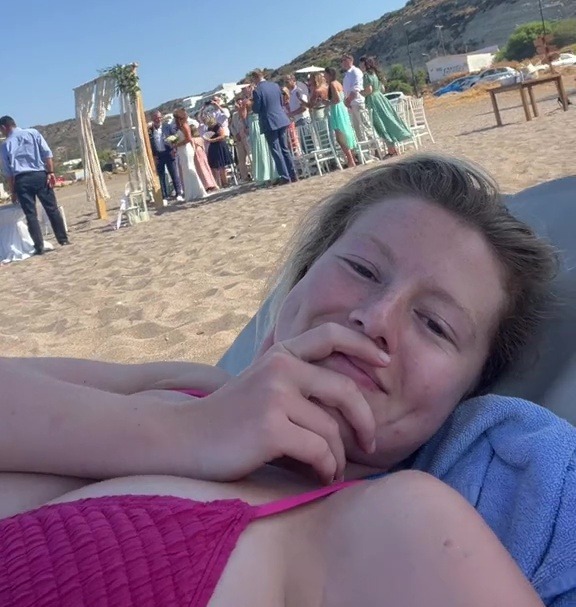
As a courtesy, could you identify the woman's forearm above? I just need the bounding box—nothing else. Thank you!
[0,357,189,478]
[11,356,209,394]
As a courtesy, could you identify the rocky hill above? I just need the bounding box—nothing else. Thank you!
[36,0,575,159]
[35,96,187,163]
[276,0,575,75]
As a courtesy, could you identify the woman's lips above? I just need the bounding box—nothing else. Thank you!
[325,353,387,393]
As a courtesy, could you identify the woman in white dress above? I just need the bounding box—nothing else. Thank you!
[172,108,207,201]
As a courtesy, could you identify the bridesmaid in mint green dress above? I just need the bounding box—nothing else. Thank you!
[241,89,277,185]
[247,112,277,184]
[247,113,278,184]
[324,67,357,168]
[359,56,412,154]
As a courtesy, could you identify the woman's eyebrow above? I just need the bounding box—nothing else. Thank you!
[428,288,478,340]
[355,234,397,266]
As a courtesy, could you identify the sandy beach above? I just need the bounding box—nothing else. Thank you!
[2,78,575,366]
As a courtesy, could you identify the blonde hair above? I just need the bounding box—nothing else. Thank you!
[311,73,326,89]
[173,108,188,124]
[267,153,558,395]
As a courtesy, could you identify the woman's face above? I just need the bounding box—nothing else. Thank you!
[324,71,333,84]
[271,197,506,469]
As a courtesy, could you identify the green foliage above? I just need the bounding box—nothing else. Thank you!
[384,64,422,95]
[387,64,409,82]
[386,80,414,95]
[415,69,427,87]
[551,19,576,48]
[97,149,116,169]
[498,21,552,61]
[100,64,140,100]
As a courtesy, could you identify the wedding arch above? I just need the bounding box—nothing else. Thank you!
[73,63,161,221]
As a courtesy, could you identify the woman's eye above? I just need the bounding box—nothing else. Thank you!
[416,311,449,340]
[426,318,446,338]
[346,259,377,281]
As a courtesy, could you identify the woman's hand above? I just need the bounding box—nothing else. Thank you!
[146,363,230,395]
[180,324,389,484]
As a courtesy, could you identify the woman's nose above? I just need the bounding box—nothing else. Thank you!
[348,295,401,355]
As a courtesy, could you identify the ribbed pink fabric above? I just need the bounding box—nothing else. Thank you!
[0,482,358,606]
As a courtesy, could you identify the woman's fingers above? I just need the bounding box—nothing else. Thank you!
[278,424,339,485]
[286,396,347,480]
[279,323,390,368]
[283,357,376,455]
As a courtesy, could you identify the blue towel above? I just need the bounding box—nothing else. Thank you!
[412,395,576,606]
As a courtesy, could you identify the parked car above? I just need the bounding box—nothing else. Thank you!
[473,67,520,86]
[383,91,407,107]
[434,75,480,97]
[552,52,576,67]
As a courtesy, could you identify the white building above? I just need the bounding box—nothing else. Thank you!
[426,52,495,83]
[182,82,250,114]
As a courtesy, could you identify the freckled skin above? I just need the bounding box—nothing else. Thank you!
[273,197,506,470]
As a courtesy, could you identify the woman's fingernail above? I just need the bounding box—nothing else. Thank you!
[378,350,390,364]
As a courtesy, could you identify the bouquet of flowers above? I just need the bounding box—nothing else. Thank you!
[165,134,179,145]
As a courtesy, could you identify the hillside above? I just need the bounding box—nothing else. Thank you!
[36,0,576,159]
[277,0,575,74]
[35,96,187,162]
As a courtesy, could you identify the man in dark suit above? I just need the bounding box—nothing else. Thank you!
[250,69,297,185]
[148,111,183,201]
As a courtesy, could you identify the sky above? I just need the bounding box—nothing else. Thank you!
[1,0,406,127]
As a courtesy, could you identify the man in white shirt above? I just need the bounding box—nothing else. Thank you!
[341,54,372,142]
[211,97,230,130]
[285,74,310,126]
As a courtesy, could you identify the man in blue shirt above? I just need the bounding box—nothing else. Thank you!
[0,116,69,255]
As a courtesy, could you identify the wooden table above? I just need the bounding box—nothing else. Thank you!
[488,73,569,127]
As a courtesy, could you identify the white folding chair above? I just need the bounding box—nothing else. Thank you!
[225,140,239,186]
[355,108,386,164]
[298,119,342,176]
[288,124,311,179]
[407,97,435,148]
[394,98,420,153]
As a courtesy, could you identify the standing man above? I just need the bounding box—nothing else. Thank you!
[0,116,69,255]
[342,54,372,143]
[285,74,310,127]
[148,111,183,202]
[249,69,297,185]
[210,97,230,129]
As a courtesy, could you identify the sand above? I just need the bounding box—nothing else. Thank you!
[2,77,575,365]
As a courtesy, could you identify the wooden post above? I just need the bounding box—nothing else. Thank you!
[489,90,503,127]
[95,188,108,219]
[557,74,569,112]
[519,87,532,122]
[527,85,539,118]
[133,79,163,209]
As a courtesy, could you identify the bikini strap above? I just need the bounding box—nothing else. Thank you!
[253,479,362,519]
[173,389,208,398]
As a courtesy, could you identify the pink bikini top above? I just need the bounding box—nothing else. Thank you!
[0,387,366,607]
